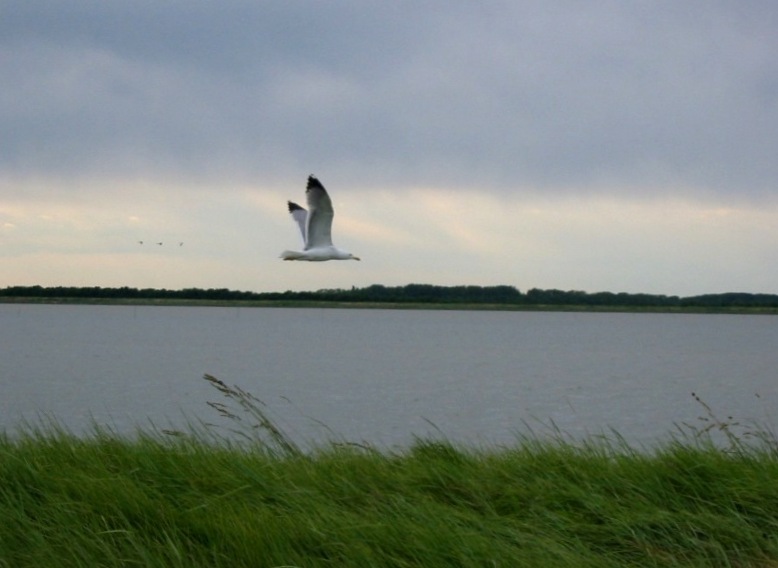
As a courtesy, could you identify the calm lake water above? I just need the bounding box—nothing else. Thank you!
[1,303,776,448]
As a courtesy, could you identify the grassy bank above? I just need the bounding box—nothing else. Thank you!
[3,379,778,567]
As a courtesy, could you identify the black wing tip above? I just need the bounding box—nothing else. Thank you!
[288,201,304,212]
[306,174,325,191]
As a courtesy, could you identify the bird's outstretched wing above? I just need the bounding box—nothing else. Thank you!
[288,201,308,246]
[304,175,334,249]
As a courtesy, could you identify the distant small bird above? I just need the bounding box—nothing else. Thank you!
[156,242,163,245]
[138,241,144,245]
[280,175,361,261]
[179,242,184,246]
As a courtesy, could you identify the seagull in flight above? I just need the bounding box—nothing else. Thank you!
[280,175,361,261]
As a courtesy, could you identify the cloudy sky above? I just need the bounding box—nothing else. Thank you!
[2,2,777,296]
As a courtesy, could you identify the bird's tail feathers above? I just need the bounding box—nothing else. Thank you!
[280,250,304,261]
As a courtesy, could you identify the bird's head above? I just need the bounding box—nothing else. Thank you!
[332,247,360,261]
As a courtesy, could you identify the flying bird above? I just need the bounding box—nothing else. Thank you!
[280,175,361,261]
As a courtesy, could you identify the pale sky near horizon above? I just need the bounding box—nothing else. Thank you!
[2,2,777,296]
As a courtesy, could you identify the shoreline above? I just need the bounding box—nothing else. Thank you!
[2,296,777,314]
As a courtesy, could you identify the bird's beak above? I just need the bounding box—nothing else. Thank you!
[353,256,361,261]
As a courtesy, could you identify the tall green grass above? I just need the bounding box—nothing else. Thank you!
[2,376,778,567]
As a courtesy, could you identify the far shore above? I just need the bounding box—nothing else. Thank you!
[2,296,777,315]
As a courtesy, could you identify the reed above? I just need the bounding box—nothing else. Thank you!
[2,377,778,567]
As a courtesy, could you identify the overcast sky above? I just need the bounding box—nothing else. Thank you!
[2,2,777,296]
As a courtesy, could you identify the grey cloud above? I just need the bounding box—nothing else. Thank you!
[2,2,778,198]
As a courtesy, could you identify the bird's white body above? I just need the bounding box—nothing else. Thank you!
[280,246,356,261]
[281,176,360,262]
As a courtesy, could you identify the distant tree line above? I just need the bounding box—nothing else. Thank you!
[2,284,778,308]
